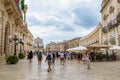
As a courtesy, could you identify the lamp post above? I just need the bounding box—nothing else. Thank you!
[19,36,23,53]
[14,33,19,55]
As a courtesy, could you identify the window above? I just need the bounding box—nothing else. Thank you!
[112,31,115,38]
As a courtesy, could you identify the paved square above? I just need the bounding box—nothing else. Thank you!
[0,56,120,80]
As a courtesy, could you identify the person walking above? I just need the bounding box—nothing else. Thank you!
[45,51,52,72]
[52,52,56,65]
[78,53,80,63]
[85,54,90,70]
[37,51,42,65]
[59,52,65,65]
[28,51,33,63]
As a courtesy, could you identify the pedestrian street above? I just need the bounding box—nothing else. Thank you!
[0,55,120,80]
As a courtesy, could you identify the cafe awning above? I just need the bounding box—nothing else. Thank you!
[87,44,111,48]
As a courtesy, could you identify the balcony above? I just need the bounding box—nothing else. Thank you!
[102,26,109,33]
[104,39,109,45]
[3,0,23,20]
[110,37,115,45]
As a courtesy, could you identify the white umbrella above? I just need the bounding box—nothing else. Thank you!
[109,46,120,50]
[73,46,87,51]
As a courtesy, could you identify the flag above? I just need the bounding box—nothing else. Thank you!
[16,0,20,3]
[21,0,24,10]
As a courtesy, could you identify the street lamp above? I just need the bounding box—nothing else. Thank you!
[19,36,23,53]
[13,33,19,55]
[9,33,19,55]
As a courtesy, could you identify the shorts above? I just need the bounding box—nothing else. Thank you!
[38,58,42,61]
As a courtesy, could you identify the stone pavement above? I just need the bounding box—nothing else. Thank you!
[0,55,120,80]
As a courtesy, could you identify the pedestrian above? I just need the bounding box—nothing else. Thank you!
[59,52,65,65]
[85,54,90,70]
[52,52,56,65]
[37,51,42,65]
[82,53,85,64]
[28,51,33,63]
[45,51,52,72]
[78,53,80,63]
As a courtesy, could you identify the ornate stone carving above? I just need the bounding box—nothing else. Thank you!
[103,14,108,20]
[102,25,109,33]
[109,6,114,14]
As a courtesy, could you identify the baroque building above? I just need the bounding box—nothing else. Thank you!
[46,42,56,52]
[66,37,81,49]
[79,24,102,47]
[0,0,33,62]
[33,37,44,52]
[101,0,120,46]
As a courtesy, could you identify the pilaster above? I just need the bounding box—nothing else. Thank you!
[115,27,119,45]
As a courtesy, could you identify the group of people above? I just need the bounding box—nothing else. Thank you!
[27,51,91,72]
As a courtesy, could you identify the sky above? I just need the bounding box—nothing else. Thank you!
[25,0,102,46]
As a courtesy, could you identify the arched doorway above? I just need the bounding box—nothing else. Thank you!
[4,22,10,58]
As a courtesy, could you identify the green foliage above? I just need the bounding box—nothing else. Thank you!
[18,53,25,59]
[6,55,19,64]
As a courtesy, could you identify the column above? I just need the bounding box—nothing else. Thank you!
[115,27,119,45]
[1,12,5,55]
[0,10,2,55]
[99,27,102,44]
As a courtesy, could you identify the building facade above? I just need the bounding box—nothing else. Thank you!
[0,0,33,62]
[66,37,81,49]
[79,24,102,47]
[34,37,44,52]
[46,42,56,52]
[101,0,120,46]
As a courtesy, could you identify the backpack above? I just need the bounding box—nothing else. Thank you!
[38,53,42,58]
[46,54,52,60]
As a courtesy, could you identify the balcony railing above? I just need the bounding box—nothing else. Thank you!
[110,37,115,45]
[104,39,109,45]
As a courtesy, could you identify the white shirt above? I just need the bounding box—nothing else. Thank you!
[59,53,64,58]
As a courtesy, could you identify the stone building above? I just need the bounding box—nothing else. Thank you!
[79,24,102,47]
[33,37,44,52]
[101,0,120,46]
[46,42,56,52]
[66,37,81,49]
[0,0,33,62]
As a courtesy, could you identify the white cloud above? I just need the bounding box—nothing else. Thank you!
[26,0,102,45]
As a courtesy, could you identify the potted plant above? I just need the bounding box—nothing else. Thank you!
[18,52,25,59]
[6,55,19,64]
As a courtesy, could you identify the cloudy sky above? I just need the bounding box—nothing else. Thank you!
[25,0,102,46]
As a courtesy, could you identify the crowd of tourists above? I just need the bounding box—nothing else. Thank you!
[26,51,91,72]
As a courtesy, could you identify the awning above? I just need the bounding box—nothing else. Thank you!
[109,46,120,50]
[87,44,111,48]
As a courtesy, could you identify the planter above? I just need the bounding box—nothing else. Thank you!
[6,55,19,64]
